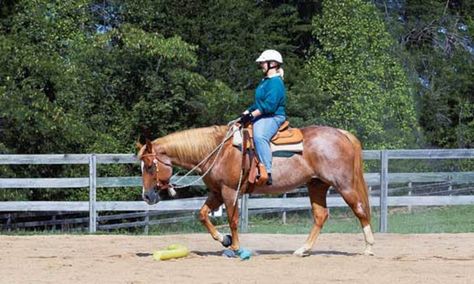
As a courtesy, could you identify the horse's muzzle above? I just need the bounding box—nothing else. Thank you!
[143,188,161,205]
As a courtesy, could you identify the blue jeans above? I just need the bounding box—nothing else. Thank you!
[252,115,286,173]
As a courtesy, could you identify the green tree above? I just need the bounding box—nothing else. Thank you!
[119,0,304,92]
[0,0,238,201]
[396,0,474,148]
[289,0,420,149]
[0,0,98,154]
[370,0,474,148]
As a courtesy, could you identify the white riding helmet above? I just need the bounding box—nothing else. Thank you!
[255,49,283,64]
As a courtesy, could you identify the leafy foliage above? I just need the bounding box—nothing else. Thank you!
[289,0,419,149]
[0,0,472,202]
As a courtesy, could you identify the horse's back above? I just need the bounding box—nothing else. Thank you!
[300,125,360,150]
[299,125,361,178]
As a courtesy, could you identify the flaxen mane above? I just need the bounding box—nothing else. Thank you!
[153,125,228,162]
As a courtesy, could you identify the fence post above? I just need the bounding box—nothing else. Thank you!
[6,213,12,232]
[408,182,412,213]
[448,175,453,196]
[144,211,150,235]
[51,215,56,232]
[379,150,388,233]
[240,194,249,233]
[282,193,287,224]
[89,154,97,233]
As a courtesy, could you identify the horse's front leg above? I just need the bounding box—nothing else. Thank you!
[198,192,229,246]
[222,185,240,251]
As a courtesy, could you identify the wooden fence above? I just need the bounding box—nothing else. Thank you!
[0,149,473,233]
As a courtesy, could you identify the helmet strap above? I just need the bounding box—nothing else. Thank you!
[265,61,280,76]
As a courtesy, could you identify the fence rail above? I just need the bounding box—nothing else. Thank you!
[1,149,473,233]
[1,172,473,189]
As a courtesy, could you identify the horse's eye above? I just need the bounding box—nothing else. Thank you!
[146,164,155,173]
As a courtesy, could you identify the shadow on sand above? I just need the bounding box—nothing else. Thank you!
[190,250,358,257]
[136,252,153,257]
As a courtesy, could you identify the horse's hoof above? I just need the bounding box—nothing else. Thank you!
[364,249,375,256]
[363,244,375,256]
[222,249,237,258]
[222,234,232,247]
[293,247,310,257]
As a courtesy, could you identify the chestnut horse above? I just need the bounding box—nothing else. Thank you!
[137,124,375,256]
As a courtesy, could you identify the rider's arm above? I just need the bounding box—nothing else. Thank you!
[247,109,261,118]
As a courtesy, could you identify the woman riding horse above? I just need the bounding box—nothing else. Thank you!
[137,50,375,258]
[240,49,286,185]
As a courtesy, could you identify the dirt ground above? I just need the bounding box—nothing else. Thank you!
[0,233,473,284]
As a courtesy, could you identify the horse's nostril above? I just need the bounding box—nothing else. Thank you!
[143,190,158,204]
[143,191,152,202]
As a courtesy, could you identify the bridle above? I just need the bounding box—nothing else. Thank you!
[140,152,174,191]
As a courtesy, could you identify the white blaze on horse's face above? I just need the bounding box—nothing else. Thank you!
[140,158,161,205]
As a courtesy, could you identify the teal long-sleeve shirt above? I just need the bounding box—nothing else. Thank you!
[247,75,286,116]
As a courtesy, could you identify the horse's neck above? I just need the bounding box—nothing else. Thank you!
[167,147,225,175]
[169,156,201,172]
[160,126,229,172]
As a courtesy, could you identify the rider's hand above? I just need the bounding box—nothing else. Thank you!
[240,112,254,125]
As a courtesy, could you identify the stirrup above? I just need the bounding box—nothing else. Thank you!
[266,173,272,185]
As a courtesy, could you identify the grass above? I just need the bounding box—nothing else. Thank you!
[383,205,474,233]
[247,205,474,234]
[2,205,473,235]
[146,205,474,235]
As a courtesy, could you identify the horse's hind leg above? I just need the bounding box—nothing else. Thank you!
[337,186,375,255]
[198,191,228,246]
[294,179,330,257]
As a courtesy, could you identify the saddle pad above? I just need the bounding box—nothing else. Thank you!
[270,142,303,152]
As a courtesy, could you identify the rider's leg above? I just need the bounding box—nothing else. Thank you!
[253,115,285,178]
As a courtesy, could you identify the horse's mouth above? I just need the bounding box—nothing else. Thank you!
[143,197,159,205]
[143,188,161,205]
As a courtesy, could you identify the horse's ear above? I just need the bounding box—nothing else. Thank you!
[135,142,143,152]
[145,139,153,153]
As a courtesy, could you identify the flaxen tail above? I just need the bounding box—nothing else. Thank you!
[338,130,371,220]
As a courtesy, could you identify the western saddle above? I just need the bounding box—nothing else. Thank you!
[239,121,303,189]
